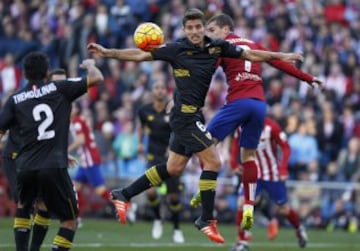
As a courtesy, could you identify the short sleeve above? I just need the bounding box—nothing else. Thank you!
[151,43,179,62]
[56,77,88,102]
[0,97,15,133]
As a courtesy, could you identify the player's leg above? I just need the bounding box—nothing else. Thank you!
[73,167,87,220]
[2,157,18,216]
[233,189,252,250]
[2,157,18,204]
[145,159,164,239]
[30,200,51,251]
[255,192,278,240]
[111,133,189,224]
[86,164,112,201]
[266,180,307,248]
[239,98,266,230]
[194,145,224,243]
[39,168,78,251]
[165,177,184,243]
[14,170,38,251]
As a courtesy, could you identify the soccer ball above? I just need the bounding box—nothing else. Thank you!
[133,22,164,51]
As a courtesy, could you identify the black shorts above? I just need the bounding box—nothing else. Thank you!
[169,115,213,157]
[17,168,78,221]
[2,157,18,202]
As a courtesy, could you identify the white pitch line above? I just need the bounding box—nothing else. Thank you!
[0,242,359,248]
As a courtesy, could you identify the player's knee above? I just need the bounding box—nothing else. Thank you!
[202,157,221,172]
[167,164,184,176]
[277,204,290,215]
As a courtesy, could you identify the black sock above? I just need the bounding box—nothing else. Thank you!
[30,210,51,251]
[148,197,161,219]
[169,199,181,229]
[122,164,170,200]
[199,171,218,222]
[52,227,75,251]
[14,208,32,251]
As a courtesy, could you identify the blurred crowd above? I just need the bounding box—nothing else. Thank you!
[0,0,360,230]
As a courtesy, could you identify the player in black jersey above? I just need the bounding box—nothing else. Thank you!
[138,80,184,243]
[88,8,303,243]
[1,68,68,251]
[0,52,103,251]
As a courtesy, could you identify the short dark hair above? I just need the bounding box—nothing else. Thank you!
[182,8,206,27]
[48,68,66,80]
[23,52,49,81]
[207,13,234,32]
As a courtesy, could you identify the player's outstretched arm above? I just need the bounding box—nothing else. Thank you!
[87,43,153,62]
[79,59,104,87]
[241,49,303,64]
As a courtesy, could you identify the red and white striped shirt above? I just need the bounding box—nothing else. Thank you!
[230,118,291,181]
[70,115,101,168]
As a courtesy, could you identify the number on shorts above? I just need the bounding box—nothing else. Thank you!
[32,104,55,140]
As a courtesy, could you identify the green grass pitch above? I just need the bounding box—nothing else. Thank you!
[0,218,359,251]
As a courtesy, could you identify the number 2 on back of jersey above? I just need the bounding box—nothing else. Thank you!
[238,45,252,72]
[33,104,55,141]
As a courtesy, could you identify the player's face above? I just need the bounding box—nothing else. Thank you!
[183,19,205,46]
[50,74,66,81]
[152,82,167,101]
[206,21,227,39]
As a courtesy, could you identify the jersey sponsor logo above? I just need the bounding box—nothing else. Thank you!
[147,115,154,121]
[13,83,57,104]
[208,46,221,55]
[174,69,190,77]
[235,72,262,82]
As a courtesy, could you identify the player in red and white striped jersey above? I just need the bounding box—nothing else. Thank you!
[69,102,111,222]
[230,117,308,250]
[255,118,291,182]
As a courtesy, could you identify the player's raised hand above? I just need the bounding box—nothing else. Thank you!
[87,43,107,57]
[79,59,96,69]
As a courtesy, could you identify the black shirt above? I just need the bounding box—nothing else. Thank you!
[0,78,88,171]
[151,36,243,111]
[138,103,170,157]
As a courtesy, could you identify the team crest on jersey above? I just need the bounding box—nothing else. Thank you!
[147,115,154,121]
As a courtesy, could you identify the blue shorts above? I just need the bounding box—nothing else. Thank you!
[256,180,288,205]
[73,164,105,187]
[207,98,266,148]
